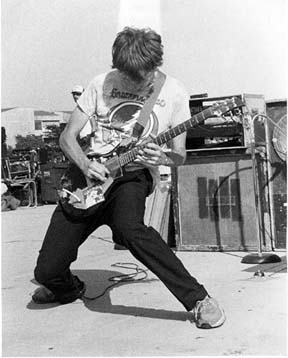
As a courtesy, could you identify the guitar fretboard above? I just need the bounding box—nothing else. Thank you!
[117,107,214,167]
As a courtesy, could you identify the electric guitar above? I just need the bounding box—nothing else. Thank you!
[59,97,244,218]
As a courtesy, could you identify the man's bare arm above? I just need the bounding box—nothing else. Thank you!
[60,107,109,182]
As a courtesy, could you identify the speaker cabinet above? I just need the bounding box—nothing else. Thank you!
[172,150,272,251]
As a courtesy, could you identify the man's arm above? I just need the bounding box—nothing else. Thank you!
[60,107,109,182]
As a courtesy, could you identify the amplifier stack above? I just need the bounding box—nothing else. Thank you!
[169,93,286,251]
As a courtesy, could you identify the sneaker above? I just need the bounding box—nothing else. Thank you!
[32,286,58,304]
[192,296,225,329]
[32,280,86,304]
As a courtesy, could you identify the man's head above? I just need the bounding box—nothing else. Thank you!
[112,27,163,83]
[71,85,84,103]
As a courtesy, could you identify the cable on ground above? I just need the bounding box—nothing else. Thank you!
[83,262,149,300]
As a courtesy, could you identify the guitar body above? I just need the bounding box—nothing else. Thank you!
[59,155,123,220]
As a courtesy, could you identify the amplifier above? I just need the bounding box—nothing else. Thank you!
[40,162,69,203]
[172,150,272,251]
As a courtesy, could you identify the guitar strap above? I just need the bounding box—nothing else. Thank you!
[131,70,166,140]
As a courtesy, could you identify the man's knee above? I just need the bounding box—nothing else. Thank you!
[113,221,135,238]
[34,263,56,285]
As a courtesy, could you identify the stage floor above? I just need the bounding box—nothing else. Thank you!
[2,205,287,357]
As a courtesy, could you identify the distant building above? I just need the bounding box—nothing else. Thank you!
[1,108,71,147]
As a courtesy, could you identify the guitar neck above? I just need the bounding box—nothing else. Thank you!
[103,97,243,170]
[118,106,215,167]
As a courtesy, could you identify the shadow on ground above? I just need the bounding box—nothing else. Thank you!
[241,255,287,274]
[26,269,189,322]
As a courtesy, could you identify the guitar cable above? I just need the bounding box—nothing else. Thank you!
[61,188,81,202]
[83,262,149,301]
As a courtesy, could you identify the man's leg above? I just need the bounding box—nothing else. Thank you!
[106,170,208,311]
[33,204,102,303]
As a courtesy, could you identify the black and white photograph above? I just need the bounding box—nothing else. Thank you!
[1,0,287,356]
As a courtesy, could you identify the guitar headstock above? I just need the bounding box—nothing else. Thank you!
[210,97,244,117]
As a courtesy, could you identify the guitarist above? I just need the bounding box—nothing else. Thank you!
[33,27,225,329]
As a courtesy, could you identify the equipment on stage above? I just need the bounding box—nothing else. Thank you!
[172,94,286,252]
[40,162,69,203]
[144,179,173,244]
[241,114,281,264]
[271,114,287,162]
[265,99,287,249]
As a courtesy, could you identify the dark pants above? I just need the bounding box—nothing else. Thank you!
[34,169,208,310]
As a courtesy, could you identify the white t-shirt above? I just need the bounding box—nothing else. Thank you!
[77,69,191,187]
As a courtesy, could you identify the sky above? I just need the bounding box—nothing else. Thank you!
[1,0,287,112]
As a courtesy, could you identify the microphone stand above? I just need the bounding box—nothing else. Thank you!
[241,114,281,272]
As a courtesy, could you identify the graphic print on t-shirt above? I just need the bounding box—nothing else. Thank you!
[90,101,159,157]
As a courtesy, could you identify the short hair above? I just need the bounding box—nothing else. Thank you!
[112,27,163,81]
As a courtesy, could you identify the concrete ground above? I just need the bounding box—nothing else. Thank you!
[1,205,287,357]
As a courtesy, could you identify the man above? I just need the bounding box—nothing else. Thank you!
[71,85,84,103]
[33,27,225,329]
